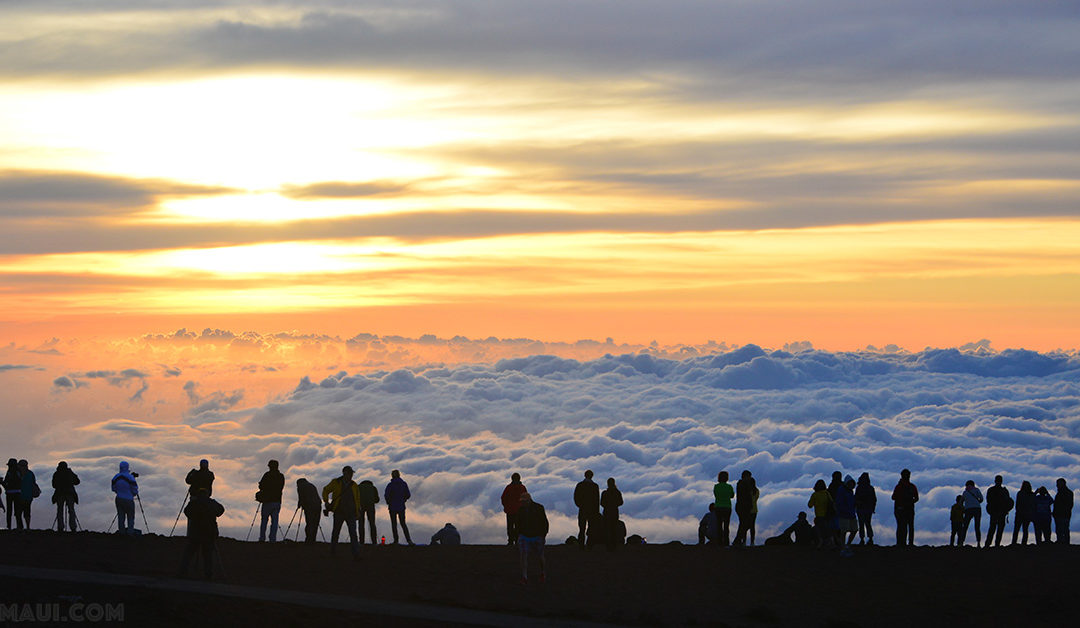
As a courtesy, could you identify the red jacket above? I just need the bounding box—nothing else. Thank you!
[501,481,528,514]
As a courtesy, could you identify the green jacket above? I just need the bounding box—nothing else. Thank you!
[714,482,734,508]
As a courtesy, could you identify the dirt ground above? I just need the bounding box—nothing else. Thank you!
[0,530,1074,627]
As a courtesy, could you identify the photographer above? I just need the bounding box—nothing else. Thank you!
[110,461,139,535]
[185,459,215,497]
[51,461,80,532]
[257,460,284,542]
[322,466,362,560]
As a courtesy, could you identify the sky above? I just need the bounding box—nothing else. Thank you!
[1,2,1079,544]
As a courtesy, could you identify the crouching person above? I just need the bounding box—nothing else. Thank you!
[179,488,225,580]
[517,493,548,585]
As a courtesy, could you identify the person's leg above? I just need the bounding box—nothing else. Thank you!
[749,513,757,546]
[304,508,319,544]
[331,512,344,553]
[519,539,528,582]
[578,510,588,548]
[201,540,214,579]
[506,512,515,545]
[66,499,77,531]
[400,510,413,544]
[367,507,377,544]
[718,508,731,546]
[895,510,904,546]
[908,511,915,546]
[259,504,269,541]
[122,499,135,533]
[973,509,981,546]
[5,494,12,529]
[179,541,197,576]
[268,502,280,542]
[1012,516,1020,545]
[390,510,400,544]
[23,499,31,528]
[994,514,1005,546]
[537,542,546,581]
[1022,519,1029,545]
[13,498,24,529]
[56,499,65,532]
[346,516,359,558]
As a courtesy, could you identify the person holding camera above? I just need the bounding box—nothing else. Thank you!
[257,459,285,542]
[186,459,214,497]
[322,466,362,560]
[51,461,80,532]
[296,478,322,544]
[111,461,139,535]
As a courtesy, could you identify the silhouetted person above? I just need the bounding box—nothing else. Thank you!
[431,523,461,545]
[891,469,918,547]
[3,458,19,529]
[1012,481,1034,545]
[698,503,719,545]
[985,475,1012,548]
[1053,478,1072,544]
[959,479,983,546]
[1033,486,1054,544]
[179,488,225,580]
[185,459,214,497]
[854,472,876,545]
[111,461,138,535]
[573,470,600,550]
[601,477,623,551]
[949,496,965,546]
[322,465,361,560]
[764,512,815,546]
[517,492,548,585]
[357,479,379,544]
[501,473,528,546]
[713,471,734,546]
[295,478,321,544]
[828,471,844,500]
[51,461,80,532]
[16,460,37,528]
[384,469,414,545]
[808,479,834,548]
[734,470,760,546]
[257,459,284,542]
[836,476,858,545]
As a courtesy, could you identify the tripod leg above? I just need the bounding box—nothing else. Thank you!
[107,513,117,533]
[136,495,151,534]
[246,503,261,542]
[283,506,300,537]
[169,493,190,536]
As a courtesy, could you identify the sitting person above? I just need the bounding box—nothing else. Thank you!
[764,512,815,546]
[431,522,461,545]
[698,503,719,545]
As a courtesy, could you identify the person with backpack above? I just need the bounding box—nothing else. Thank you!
[854,472,877,545]
[357,479,380,544]
[322,465,362,560]
[1032,486,1054,544]
[500,473,528,546]
[1011,481,1035,545]
[984,475,1012,548]
[185,459,215,497]
[891,469,919,547]
[516,492,549,585]
[1053,478,1073,545]
[111,461,139,535]
[51,461,80,532]
[733,470,760,546]
[807,479,834,548]
[17,460,39,529]
[295,478,322,544]
[959,479,983,546]
[257,459,285,542]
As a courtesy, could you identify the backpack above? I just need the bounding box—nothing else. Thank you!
[32,483,41,499]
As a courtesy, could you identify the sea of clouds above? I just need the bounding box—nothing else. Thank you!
[4,334,1079,545]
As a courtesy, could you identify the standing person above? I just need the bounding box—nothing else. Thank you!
[500,473,528,546]
[111,461,138,535]
[51,461,80,532]
[984,475,1012,548]
[17,460,38,529]
[1053,478,1073,545]
[733,470,759,546]
[573,470,600,549]
[600,477,623,551]
[891,469,919,547]
[949,496,965,547]
[322,466,361,560]
[384,470,414,546]
[295,478,322,544]
[178,488,225,580]
[836,476,858,545]
[959,480,983,547]
[3,458,19,529]
[1011,481,1034,545]
[185,459,215,497]
[713,471,734,547]
[357,479,380,544]
[854,472,876,545]
[1032,486,1054,544]
[517,493,548,585]
[808,479,834,548]
[257,459,284,542]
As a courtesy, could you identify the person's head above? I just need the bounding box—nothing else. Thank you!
[6,458,15,468]
[965,480,975,488]
[444,522,454,529]
[391,469,401,479]
[1021,480,1032,492]
[511,472,521,483]
[296,479,305,488]
[1036,486,1049,496]
[814,479,827,491]
[18,459,27,469]
[718,471,728,482]
[741,470,752,479]
[900,469,911,480]
[797,511,807,521]
[832,471,842,481]
[57,461,68,470]
[708,503,716,512]
[845,475,855,489]
[119,461,129,473]
[607,477,616,488]
[199,459,209,470]
[584,469,593,479]
[994,475,1004,486]
[955,495,963,504]
[342,465,354,480]
[519,492,532,506]
[858,472,870,484]
[268,460,279,470]
[1058,478,1068,490]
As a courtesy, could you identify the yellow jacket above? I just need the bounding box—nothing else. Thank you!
[322,477,362,517]
[808,489,833,518]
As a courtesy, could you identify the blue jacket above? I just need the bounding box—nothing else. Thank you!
[384,477,411,512]
[835,484,856,519]
[19,469,37,501]
[111,462,139,501]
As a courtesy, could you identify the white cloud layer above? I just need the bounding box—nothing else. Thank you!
[11,338,1079,546]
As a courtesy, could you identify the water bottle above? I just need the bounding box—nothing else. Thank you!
[380,536,386,545]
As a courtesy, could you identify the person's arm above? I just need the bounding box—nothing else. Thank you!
[404,483,411,502]
[72,472,79,486]
[322,481,334,506]
[912,485,919,504]
[258,473,267,491]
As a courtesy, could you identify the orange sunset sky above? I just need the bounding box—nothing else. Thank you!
[2,2,1078,350]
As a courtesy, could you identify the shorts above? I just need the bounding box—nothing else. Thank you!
[838,518,857,532]
[518,535,545,552]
